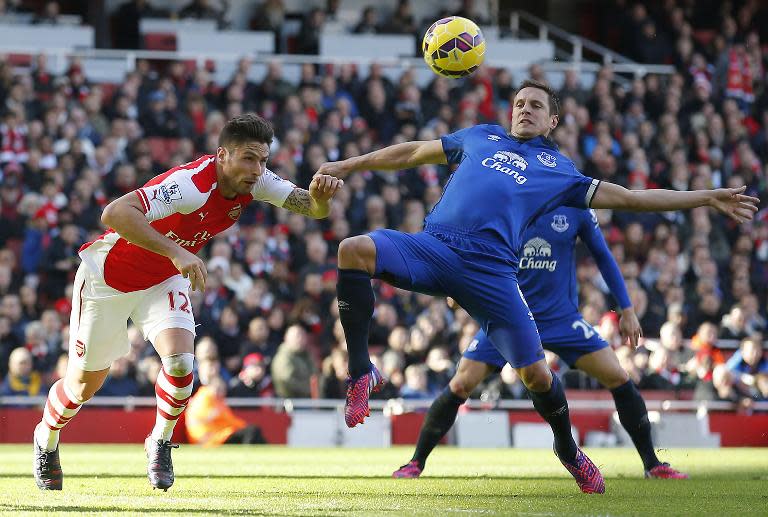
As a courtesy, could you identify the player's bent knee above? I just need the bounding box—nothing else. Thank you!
[162,352,195,376]
[338,236,376,273]
[518,367,552,392]
[449,377,477,399]
[601,369,630,390]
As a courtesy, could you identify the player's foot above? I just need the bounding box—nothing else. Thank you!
[645,462,689,479]
[144,435,179,491]
[33,440,63,490]
[392,460,423,478]
[344,364,385,428]
[556,448,605,494]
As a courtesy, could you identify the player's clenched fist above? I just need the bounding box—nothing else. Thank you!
[309,174,344,202]
[316,161,352,179]
[171,248,208,292]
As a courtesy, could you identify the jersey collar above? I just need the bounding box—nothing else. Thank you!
[508,134,559,151]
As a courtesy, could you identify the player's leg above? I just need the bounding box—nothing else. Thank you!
[574,347,688,479]
[132,275,196,490]
[336,234,377,378]
[454,279,604,493]
[34,263,134,490]
[33,365,110,490]
[394,355,497,478]
[338,230,456,427]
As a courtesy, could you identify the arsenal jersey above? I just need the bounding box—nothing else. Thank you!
[79,155,295,292]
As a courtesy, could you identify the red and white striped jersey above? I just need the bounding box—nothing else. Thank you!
[79,154,296,292]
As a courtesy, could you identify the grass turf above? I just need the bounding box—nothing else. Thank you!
[1,445,766,515]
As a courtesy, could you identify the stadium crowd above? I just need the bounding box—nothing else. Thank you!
[0,1,766,410]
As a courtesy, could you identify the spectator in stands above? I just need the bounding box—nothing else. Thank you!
[32,1,60,25]
[186,374,266,446]
[98,357,139,397]
[727,336,768,400]
[228,352,274,397]
[113,0,168,50]
[720,305,750,340]
[686,322,726,384]
[481,364,527,400]
[318,346,347,399]
[400,364,433,399]
[296,8,325,55]
[694,363,751,407]
[178,0,228,29]
[0,346,45,397]
[380,0,416,35]
[271,324,315,398]
[353,6,379,34]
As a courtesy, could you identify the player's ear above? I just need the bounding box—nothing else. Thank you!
[550,114,559,131]
[216,146,228,163]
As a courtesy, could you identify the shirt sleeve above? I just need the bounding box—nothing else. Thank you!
[440,126,475,165]
[578,209,632,310]
[251,168,296,206]
[558,164,601,209]
[135,172,205,222]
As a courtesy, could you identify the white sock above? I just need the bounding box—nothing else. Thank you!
[150,353,194,442]
[35,380,84,451]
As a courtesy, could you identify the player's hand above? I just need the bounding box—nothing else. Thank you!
[619,308,642,349]
[171,248,208,292]
[316,161,353,179]
[708,186,760,223]
[309,174,344,202]
[446,297,459,309]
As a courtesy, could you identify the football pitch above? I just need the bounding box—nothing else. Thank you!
[1,445,766,516]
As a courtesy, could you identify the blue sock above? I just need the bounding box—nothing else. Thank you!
[528,373,578,463]
[337,269,375,378]
[611,380,660,470]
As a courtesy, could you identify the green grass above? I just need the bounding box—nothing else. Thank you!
[1,445,766,516]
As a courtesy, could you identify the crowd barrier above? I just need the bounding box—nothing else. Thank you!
[2,394,766,447]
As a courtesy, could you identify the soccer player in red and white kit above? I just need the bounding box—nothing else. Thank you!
[33,114,343,491]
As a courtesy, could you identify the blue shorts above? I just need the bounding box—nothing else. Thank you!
[463,314,609,368]
[370,229,545,368]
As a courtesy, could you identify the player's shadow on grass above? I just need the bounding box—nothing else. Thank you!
[1,505,300,515]
[0,473,583,480]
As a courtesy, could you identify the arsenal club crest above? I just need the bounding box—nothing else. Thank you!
[551,214,569,232]
[228,204,242,220]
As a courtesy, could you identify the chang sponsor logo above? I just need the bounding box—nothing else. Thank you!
[481,150,528,184]
[519,237,557,272]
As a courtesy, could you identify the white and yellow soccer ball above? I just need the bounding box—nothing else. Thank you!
[422,16,486,78]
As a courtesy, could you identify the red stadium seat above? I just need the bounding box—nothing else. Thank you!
[143,33,177,51]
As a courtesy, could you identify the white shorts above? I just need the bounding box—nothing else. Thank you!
[68,262,196,371]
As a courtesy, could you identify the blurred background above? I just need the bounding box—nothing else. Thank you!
[0,0,766,448]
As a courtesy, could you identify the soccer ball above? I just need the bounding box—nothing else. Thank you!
[422,16,486,78]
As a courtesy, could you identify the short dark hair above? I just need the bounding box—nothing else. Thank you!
[219,113,274,149]
[515,79,560,117]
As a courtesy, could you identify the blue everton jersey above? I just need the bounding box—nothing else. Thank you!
[428,124,600,267]
[518,207,601,321]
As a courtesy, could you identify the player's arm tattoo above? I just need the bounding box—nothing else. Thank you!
[282,188,316,217]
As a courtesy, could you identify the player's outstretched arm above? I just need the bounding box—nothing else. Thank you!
[591,183,760,223]
[282,174,343,219]
[316,140,447,178]
[102,193,207,291]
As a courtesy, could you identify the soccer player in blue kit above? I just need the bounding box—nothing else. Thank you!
[391,206,688,481]
[317,80,759,493]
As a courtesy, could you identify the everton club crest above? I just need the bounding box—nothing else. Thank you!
[551,214,569,232]
[537,151,557,167]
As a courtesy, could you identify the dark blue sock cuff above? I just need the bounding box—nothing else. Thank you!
[338,268,372,281]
